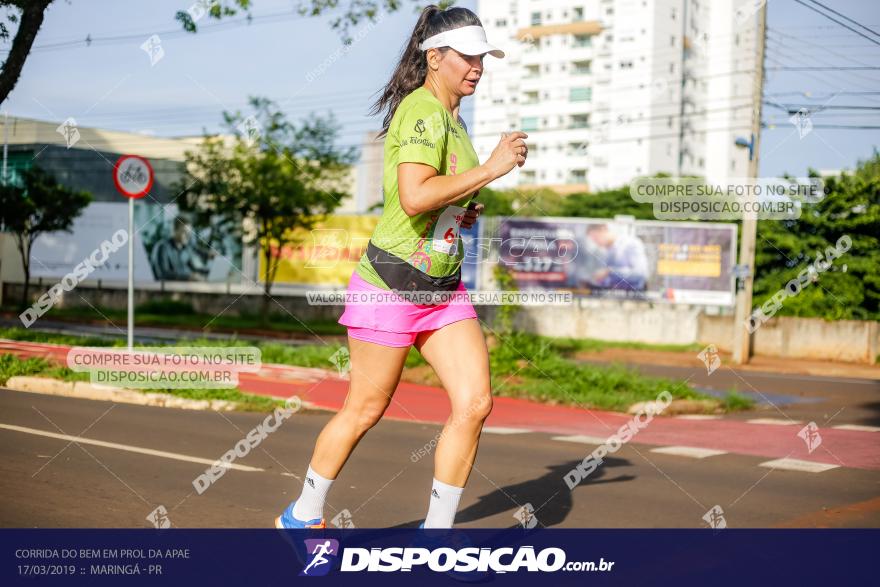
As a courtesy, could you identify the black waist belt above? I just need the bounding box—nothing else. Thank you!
[366,240,461,300]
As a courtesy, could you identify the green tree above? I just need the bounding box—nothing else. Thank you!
[0,0,53,105]
[556,185,655,220]
[476,186,566,217]
[177,96,356,320]
[0,166,92,308]
[752,153,880,320]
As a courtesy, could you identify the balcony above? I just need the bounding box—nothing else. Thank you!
[569,115,590,129]
[569,87,592,102]
[522,91,540,105]
[573,33,592,48]
[521,117,539,132]
[572,60,592,75]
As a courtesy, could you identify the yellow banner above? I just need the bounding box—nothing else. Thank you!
[656,243,722,277]
[260,215,379,285]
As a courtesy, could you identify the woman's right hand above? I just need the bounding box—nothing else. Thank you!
[485,131,528,179]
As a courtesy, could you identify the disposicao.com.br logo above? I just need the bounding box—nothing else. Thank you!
[300,539,613,575]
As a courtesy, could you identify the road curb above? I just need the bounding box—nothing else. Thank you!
[4,376,240,411]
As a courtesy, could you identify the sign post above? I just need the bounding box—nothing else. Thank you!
[112,155,154,350]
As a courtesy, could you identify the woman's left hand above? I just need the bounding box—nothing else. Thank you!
[460,202,484,230]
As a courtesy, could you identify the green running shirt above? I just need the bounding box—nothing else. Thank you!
[354,86,480,290]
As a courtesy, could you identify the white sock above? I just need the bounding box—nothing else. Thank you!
[292,465,334,521]
[423,477,464,529]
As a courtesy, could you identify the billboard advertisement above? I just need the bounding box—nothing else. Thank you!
[29,201,243,284]
[491,217,736,306]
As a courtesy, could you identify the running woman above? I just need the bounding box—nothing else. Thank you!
[276,4,528,530]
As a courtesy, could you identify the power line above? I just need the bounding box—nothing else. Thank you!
[791,0,880,48]
[767,66,880,71]
[764,123,880,130]
[765,91,880,97]
[803,0,880,41]
[764,102,880,111]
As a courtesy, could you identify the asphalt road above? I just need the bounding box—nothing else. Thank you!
[579,358,880,426]
[2,389,878,529]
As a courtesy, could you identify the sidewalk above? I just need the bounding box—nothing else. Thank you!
[2,338,878,472]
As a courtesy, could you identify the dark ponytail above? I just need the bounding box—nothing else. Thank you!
[370,5,482,138]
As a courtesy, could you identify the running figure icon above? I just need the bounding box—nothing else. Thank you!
[302,540,336,575]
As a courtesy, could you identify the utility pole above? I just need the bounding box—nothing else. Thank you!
[733,3,767,364]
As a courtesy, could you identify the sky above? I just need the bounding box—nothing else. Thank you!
[1,0,878,179]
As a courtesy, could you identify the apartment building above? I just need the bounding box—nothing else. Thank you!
[474,0,757,191]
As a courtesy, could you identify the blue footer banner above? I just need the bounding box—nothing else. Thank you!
[2,529,875,585]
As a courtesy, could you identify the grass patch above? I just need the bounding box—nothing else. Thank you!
[0,327,114,347]
[722,390,755,412]
[562,337,704,354]
[0,354,57,385]
[485,331,708,411]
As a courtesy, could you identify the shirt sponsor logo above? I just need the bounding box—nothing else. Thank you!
[401,136,436,149]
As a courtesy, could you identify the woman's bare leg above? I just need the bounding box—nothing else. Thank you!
[308,335,411,479]
[414,318,492,527]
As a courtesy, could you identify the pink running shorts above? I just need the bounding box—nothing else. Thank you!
[338,270,477,348]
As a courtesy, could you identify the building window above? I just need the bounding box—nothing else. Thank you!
[569,87,592,102]
[573,7,584,21]
[568,141,586,156]
[523,91,539,104]
[521,117,539,131]
[531,11,541,25]
[619,60,633,69]
[573,34,591,47]
[570,114,589,129]
[525,64,539,78]
[573,59,592,74]
[569,169,587,184]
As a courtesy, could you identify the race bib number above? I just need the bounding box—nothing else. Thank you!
[432,205,466,255]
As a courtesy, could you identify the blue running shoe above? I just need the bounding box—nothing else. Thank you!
[275,500,326,529]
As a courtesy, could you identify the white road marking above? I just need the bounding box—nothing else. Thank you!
[649,446,728,459]
[482,427,530,434]
[551,434,609,445]
[759,458,839,473]
[0,423,264,472]
[832,424,880,433]
[746,418,801,426]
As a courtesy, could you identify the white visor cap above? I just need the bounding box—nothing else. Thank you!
[419,25,505,58]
